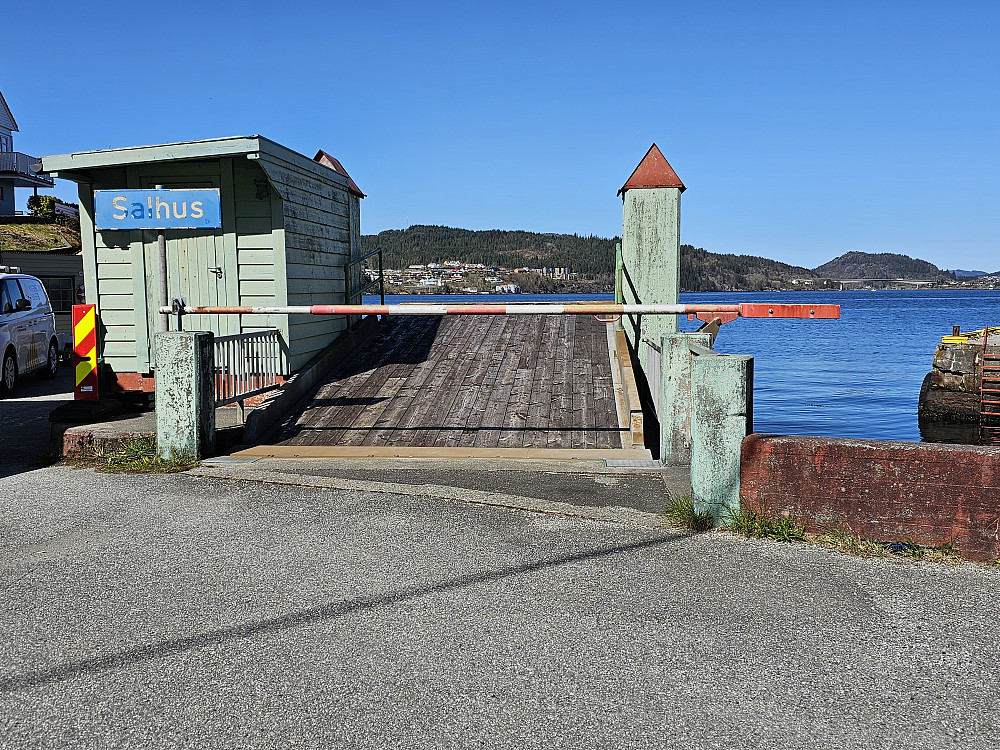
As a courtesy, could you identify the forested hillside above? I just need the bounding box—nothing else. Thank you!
[361,226,958,291]
[680,246,815,292]
[362,225,616,275]
[813,252,954,281]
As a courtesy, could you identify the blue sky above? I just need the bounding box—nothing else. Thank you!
[5,0,998,270]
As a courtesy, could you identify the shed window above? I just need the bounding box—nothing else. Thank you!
[39,277,75,313]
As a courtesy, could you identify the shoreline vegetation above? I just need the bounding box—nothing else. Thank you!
[362,225,998,294]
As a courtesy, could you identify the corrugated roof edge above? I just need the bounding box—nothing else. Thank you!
[40,135,353,194]
[41,135,264,177]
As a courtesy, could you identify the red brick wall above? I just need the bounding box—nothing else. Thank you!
[740,434,1000,561]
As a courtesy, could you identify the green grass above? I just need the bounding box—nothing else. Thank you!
[71,434,196,473]
[727,505,806,542]
[665,494,715,532]
[727,506,966,564]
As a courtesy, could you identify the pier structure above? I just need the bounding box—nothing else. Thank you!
[129,142,835,520]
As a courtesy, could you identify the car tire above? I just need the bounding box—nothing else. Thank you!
[0,349,16,397]
[41,339,59,379]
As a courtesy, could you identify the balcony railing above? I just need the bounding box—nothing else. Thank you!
[0,152,54,186]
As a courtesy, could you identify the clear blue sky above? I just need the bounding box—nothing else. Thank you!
[5,0,998,270]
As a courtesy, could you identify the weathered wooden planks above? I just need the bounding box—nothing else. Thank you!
[272,315,628,450]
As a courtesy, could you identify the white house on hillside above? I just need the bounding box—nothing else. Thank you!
[0,89,54,215]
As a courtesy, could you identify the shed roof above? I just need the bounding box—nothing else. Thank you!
[314,150,365,198]
[40,136,351,195]
[617,143,685,196]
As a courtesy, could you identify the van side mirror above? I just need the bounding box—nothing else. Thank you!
[15,298,30,311]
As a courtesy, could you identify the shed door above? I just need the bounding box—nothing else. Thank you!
[161,231,238,338]
[139,176,239,364]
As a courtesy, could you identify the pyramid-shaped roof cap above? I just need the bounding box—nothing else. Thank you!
[617,143,685,196]
[313,149,365,198]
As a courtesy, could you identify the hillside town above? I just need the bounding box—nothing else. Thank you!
[366,261,578,294]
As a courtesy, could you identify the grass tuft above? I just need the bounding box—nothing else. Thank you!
[665,494,715,532]
[727,505,806,542]
[71,435,196,473]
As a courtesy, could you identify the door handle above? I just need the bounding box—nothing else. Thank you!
[208,266,223,279]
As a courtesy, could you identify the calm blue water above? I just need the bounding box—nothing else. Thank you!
[364,290,1000,442]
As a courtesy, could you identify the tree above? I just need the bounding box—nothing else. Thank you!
[26,194,56,217]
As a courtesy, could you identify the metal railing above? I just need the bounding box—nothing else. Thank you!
[213,328,282,407]
[0,152,54,185]
[345,247,385,305]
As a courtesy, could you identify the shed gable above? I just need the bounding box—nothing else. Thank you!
[0,90,19,133]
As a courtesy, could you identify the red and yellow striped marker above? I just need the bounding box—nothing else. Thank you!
[73,304,99,401]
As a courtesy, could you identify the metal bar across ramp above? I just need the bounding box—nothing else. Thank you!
[160,302,840,319]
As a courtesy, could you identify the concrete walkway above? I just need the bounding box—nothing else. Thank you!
[1,458,998,748]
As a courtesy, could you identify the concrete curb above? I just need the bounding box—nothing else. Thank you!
[189,464,676,530]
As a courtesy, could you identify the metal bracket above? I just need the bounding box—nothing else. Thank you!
[171,296,187,331]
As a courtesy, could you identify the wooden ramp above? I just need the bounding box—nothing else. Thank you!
[263,315,640,454]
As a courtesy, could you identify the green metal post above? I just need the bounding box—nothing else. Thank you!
[614,242,623,305]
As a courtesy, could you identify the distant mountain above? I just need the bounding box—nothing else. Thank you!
[949,269,990,278]
[362,227,966,291]
[680,246,815,292]
[812,251,955,281]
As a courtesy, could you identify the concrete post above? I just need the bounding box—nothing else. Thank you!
[690,353,753,522]
[155,331,215,460]
[619,144,685,416]
[660,332,713,464]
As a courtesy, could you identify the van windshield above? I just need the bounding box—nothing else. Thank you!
[0,280,17,315]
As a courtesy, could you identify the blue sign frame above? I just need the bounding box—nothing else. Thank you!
[94,189,223,230]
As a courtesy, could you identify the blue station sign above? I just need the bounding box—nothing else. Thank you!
[94,188,222,230]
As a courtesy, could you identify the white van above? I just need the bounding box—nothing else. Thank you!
[0,269,60,396]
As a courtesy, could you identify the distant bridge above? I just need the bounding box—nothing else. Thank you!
[792,278,938,288]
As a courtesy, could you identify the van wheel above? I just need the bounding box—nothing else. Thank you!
[41,339,59,379]
[0,350,16,396]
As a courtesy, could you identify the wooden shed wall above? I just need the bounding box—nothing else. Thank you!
[80,157,291,375]
[257,150,355,371]
[72,139,358,378]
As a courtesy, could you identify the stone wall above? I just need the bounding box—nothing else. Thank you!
[741,434,1000,561]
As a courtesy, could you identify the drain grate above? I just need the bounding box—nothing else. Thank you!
[604,459,659,468]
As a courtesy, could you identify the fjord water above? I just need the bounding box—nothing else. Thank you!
[368,290,1000,442]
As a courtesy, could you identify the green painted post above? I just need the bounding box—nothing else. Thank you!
[690,353,753,521]
[619,144,685,415]
[614,242,623,305]
[660,332,713,464]
[155,331,216,460]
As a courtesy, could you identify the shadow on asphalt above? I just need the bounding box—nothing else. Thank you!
[0,368,73,480]
[0,533,681,694]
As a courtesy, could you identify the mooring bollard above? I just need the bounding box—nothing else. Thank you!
[155,331,215,461]
[690,349,753,522]
[660,332,713,465]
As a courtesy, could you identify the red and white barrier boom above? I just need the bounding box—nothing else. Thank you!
[160,302,839,324]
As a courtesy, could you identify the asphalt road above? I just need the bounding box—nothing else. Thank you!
[0,363,73,479]
[1,461,998,749]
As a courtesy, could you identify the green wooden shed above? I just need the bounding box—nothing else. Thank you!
[40,136,364,392]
